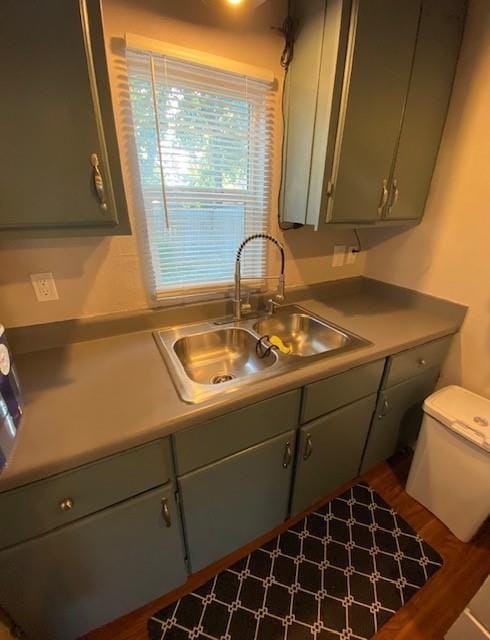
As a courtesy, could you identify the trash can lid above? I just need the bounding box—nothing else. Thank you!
[424,385,490,451]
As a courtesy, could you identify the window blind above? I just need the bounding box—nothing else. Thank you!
[126,43,275,301]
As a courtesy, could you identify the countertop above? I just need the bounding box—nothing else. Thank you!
[0,279,466,491]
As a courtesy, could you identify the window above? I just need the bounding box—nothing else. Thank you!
[126,37,275,302]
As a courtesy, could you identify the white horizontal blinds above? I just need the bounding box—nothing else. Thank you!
[126,46,274,300]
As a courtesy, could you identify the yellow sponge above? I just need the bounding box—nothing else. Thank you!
[269,335,292,355]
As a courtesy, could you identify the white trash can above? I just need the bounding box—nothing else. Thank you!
[406,385,490,542]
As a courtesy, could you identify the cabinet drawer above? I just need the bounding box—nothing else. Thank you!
[173,389,301,475]
[382,335,452,389]
[301,360,384,424]
[0,439,171,550]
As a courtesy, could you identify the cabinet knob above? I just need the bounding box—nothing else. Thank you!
[161,498,172,528]
[419,358,427,366]
[59,498,74,512]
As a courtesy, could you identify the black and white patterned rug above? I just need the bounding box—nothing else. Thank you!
[148,482,443,640]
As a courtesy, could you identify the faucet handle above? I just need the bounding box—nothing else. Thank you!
[241,291,252,315]
[266,298,281,314]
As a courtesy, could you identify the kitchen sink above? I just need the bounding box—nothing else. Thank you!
[254,311,350,357]
[154,305,370,403]
[173,328,277,385]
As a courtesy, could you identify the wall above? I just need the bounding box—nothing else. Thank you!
[0,0,364,329]
[363,0,490,397]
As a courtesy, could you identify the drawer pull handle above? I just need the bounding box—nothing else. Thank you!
[283,441,292,468]
[161,498,172,528]
[377,179,389,215]
[90,152,108,213]
[304,434,313,460]
[59,498,74,512]
[378,398,389,420]
[388,179,399,214]
[419,358,427,366]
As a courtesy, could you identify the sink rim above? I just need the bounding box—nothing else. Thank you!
[154,304,371,404]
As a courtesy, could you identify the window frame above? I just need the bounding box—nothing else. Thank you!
[125,34,276,304]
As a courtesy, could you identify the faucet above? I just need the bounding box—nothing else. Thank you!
[233,233,285,321]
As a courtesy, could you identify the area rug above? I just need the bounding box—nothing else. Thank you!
[148,482,443,640]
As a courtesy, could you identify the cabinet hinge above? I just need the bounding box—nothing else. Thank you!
[326,181,335,197]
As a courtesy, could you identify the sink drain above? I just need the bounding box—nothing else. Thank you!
[210,373,235,385]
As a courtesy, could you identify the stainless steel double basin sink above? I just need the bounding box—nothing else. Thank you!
[154,305,370,403]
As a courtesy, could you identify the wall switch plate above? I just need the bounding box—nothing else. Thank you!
[332,245,346,267]
[30,272,59,302]
[346,246,358,264]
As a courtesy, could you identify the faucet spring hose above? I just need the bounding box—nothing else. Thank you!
[236,233,285,274]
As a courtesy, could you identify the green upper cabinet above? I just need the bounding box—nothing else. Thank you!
[383,0,467,221]
[327,0,421,225]
[0,0,130,236]
[281,0,466,229]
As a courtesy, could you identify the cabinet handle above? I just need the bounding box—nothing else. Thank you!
[282,441,292,468]
[59,498,74,512]
[388,179,399,214]
[303,434,313,460]
[378,397,389,420]
[377,179,389,215]
[90,153,108,213]
[161,498,172,527]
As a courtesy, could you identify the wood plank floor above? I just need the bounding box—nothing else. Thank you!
[84,454,490,640]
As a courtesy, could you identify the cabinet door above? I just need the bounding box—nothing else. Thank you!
[384,0,466,221]
[360,367,440,474]
[179,431,295,573]
[327,0,421,223]
[0,0,128,234]
[0,485,187,640]
[291,394,377,516]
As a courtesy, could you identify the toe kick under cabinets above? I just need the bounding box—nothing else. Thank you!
[0,336,452,639]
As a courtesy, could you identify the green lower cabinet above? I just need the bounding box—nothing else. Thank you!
[291,394,377,516]
[360,367,441,474]
[0,484,187,640]
[178,431,296,573]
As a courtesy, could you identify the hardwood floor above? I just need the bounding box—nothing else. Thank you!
[84,454,490,640]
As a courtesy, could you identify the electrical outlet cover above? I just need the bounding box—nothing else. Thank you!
[332,245,346,267]
[346,246,358,265]
[30,273,59,302]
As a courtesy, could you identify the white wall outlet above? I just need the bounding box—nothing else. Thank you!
[30,272,59,302]
[332,245,346,267]
[346,246,359,264]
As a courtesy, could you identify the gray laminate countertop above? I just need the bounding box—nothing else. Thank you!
[0,278,466,491]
